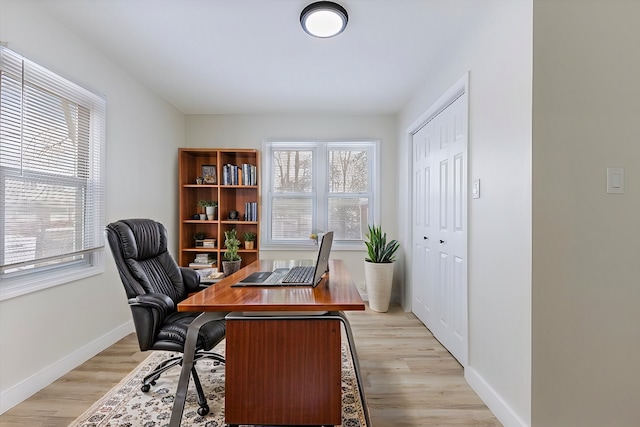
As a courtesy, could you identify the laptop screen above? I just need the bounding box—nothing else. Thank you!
[312,231,333,284]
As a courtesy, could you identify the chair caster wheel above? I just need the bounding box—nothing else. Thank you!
[150,380,156,385]
[141,384,151,392]
[197,404,209,416]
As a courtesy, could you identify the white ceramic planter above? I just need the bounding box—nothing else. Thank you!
[363,261,395,312]
[205,206,216,220]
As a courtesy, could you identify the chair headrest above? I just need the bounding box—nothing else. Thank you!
[110,219,168,261]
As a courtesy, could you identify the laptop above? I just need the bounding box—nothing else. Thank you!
[233,231,334,287]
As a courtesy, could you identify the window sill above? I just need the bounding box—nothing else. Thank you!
[0,253,105,301]
[260,242,365,252]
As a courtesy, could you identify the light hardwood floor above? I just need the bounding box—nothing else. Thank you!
[0,304,501,426]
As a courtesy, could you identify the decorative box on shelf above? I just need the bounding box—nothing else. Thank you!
[195,238,216,248]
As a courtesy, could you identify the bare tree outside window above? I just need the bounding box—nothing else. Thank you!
[273,150,312,193]
[328,150,369,240]
[329,150,368,193]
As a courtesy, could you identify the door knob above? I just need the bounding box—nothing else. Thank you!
[439,239,445,244]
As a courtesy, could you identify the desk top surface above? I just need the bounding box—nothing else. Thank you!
[178,259,365,312]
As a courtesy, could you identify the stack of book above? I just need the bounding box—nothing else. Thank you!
[189,253,217,269]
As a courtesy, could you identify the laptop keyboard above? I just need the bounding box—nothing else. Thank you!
[281,266,315,284]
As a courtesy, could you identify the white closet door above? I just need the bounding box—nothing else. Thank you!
[411,93,468,365]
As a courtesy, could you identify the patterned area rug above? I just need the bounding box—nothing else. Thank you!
[70,340,366,427]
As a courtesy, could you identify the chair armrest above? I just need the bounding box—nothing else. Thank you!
[180,267,200,293]
[129,293,175,310]
[128,293,175,351]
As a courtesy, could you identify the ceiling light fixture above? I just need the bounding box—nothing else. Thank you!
[300,1,348,38]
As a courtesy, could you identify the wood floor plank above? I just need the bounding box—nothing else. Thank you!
[0,304,501,426]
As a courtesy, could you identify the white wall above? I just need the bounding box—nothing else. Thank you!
[0,0,185,412]
[397,2,533,426]
[532,1,640,425]
[185,114,398,295]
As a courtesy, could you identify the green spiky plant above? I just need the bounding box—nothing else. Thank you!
[243,231,257,242]
[364,224,399,263]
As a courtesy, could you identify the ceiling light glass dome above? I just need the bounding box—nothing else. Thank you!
[300,2,348,38]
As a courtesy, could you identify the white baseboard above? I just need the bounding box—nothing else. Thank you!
[465,366,529,427]
[0,320,134,414]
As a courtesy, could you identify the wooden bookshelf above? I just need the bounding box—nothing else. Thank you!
[178,148,260,271]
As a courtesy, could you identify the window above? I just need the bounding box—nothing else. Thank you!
[263,140,378,248]
[0,47,106,300]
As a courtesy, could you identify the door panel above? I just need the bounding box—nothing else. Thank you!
[439,158,449,231]
[411,93,468,365]
[412,124,435,325]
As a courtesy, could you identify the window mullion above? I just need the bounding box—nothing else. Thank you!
[316,143,327,233]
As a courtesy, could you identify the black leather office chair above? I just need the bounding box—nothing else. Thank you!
[105,218,225,416]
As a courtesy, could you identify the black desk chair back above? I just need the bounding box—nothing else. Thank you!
[106,218,225,416]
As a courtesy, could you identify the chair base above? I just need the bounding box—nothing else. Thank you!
[142,350,225,416]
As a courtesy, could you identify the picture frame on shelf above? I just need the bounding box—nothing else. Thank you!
[201,165,217,184]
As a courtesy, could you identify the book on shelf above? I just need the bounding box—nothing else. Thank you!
[222,163,257,186]
[244,201,258,221]
[241,163,257,186]
[189,262,217,269]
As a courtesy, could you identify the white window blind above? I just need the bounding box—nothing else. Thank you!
[263,140,377,249]
[0,46,106,300]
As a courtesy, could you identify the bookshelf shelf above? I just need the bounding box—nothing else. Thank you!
[178,148,260,271]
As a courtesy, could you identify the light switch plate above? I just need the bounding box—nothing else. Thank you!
[606,168,624,194]
[472,179,480,199]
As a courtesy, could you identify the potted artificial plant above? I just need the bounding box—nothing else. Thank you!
[243,231,257,249]
[363,224,400,312]
[222,228,242,276]
[198,200,217,220]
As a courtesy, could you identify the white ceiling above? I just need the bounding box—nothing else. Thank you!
[42,0,483,115]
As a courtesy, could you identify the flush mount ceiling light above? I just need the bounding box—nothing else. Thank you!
[300,1,348,38]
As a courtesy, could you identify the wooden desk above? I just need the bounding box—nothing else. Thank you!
[169,259,365,427]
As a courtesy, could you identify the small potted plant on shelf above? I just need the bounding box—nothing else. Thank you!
[243,231,257,250]
[198,200,217,220]
[363,224,400,313]
[193,231,206,247]
[222,228,242,276]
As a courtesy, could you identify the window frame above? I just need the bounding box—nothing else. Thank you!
[0,47,106,301]
[262,139,379,251]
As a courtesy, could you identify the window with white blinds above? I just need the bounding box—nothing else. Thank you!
[263,140,377,248]
[0,46,106,300]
